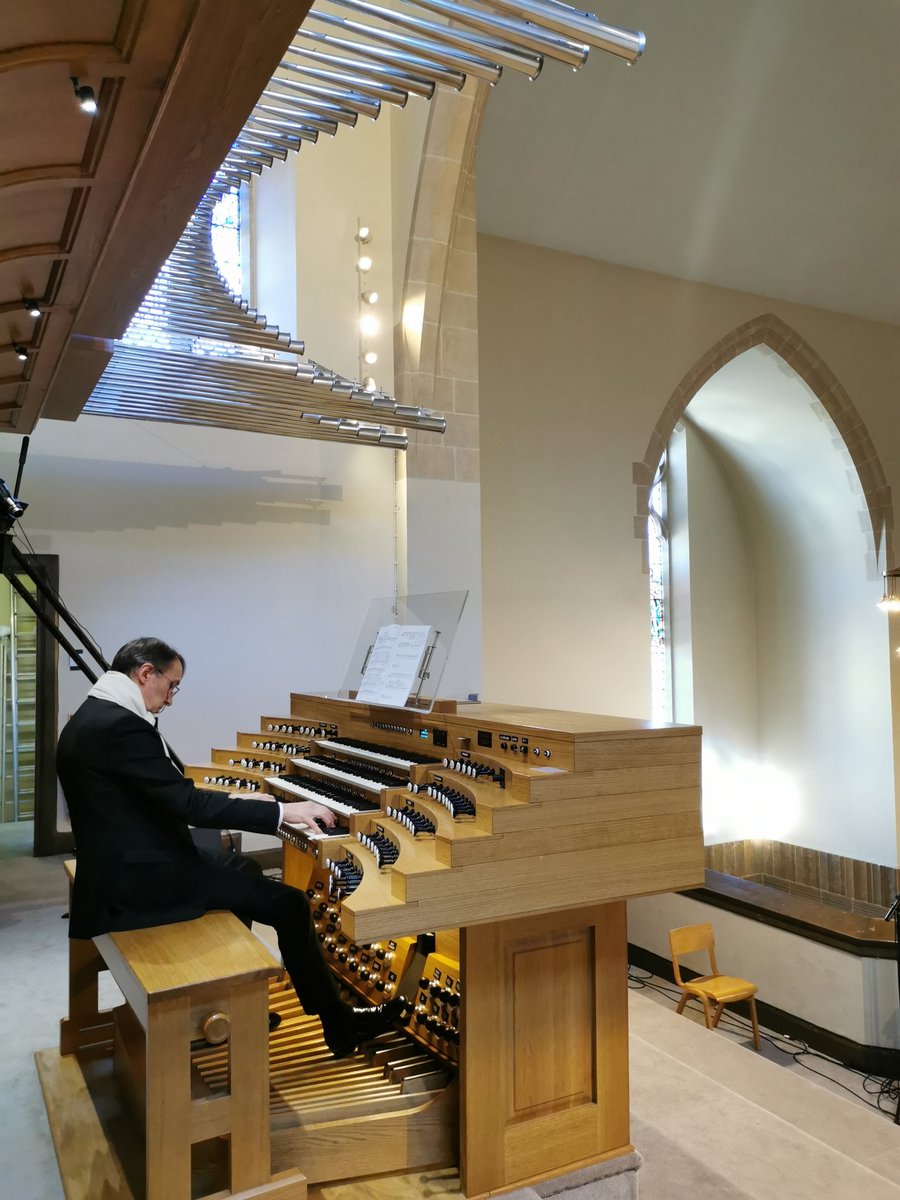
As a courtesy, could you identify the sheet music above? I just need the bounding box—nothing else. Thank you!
[356,624,431,706]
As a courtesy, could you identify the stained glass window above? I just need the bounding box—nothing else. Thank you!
[648,457,670,723]
[210,190,242,298]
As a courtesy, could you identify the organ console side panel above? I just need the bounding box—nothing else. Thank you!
[461,902,630,1196]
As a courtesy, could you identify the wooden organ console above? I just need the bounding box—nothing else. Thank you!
[185,692,704,1197]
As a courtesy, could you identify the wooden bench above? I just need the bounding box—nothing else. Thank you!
[54,861,305,1200]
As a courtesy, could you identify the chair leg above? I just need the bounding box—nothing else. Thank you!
[698,996,715,1029]
[748,997,761,1050]
[676,992,689,1015]
[711,1001,725,1029]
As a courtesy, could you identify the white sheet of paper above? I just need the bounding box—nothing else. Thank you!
[356,624,431,706]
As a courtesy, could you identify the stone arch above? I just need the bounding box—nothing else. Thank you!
[632,312,893,572]
[394,79,489,482]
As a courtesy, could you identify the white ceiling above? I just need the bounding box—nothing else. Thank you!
[476,0,900,326]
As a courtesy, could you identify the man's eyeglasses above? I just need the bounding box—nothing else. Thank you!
[155,668,181,696]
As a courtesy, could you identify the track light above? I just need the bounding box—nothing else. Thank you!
[360,313,379,336]
[363,376,377,392]
[357,254,372,272]
[23,298,41,318]
[363,349,378,365]
[878,570,900,614]
[361,290,378,305]
[356,225,371,243]
[14,345,28,362]
[71,77,98,115]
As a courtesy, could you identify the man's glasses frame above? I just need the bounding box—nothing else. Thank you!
[155,668,181,696]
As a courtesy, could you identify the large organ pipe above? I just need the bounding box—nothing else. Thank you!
[285,41,437,99]
[267,75,382,120]
[295,27,466,91]
[277,56,411,106]
[333,0,583,73]
[307,10,504,84]
[477,0,644,61]
[255,100,340,136]
[261,88,359,127]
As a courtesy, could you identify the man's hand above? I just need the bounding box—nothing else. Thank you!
[281,799,337,831]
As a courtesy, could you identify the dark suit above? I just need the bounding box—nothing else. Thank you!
[57,696,345,1024]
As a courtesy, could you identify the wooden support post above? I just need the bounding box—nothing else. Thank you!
[460,902,632,1197]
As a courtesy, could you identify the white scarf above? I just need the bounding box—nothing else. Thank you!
[88,670,154,724]
[88,670,176,762]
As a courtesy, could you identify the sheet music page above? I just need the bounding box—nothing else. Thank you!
[356,624,431,707]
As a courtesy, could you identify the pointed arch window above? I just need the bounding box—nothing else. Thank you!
[648,455,671,723]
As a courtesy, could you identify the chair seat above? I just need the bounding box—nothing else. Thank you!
[683,974,757,1003]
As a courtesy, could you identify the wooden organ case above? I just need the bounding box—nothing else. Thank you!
[187,693,704,1198]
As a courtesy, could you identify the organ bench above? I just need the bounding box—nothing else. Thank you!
[40,695,703,1199]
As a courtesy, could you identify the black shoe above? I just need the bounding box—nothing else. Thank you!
[326,997,405,1059]
[268,1011,282,1033]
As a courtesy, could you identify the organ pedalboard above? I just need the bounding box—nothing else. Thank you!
[185,691,704,1197]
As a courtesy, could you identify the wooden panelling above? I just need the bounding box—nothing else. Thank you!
[706,839,900,912]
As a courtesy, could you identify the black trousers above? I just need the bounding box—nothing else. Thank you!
[194,853,345,1025]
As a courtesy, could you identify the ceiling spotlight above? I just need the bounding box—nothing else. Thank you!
[356,225,371,243]
[14,345,28,362]
[71,77,98,115]
[360,314,379,337]
[23,298,41,318]
[357,254,373,273]
[363,350,378,365]
[361,290,379,305]
[363,376,377,392]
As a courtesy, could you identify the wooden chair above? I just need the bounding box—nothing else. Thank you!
[668,922,761,1050]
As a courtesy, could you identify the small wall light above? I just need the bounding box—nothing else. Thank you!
[357,254,373,273]
[360,313,379,337]
[363,350,378,365]
[14,345,28,362]
[356,225,371,243]
[71,77,98,115]
[878,569,900,613]
[363,376,377,392]
[23,298,41,318]
[361,290,379,305]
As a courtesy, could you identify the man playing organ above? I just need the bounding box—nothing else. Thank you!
[56,636,404,1059]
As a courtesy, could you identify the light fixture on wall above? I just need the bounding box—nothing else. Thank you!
[22,298,41,318]
[878,570,900,613]
[13,345,28,362]
[71,77,98,115]
[356,219,379,391]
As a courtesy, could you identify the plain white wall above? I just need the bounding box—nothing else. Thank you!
[1,415,396,765]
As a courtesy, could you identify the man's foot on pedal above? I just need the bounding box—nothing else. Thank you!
[326,997,405,1059]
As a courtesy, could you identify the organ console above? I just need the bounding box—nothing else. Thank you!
[185,691,704,1196]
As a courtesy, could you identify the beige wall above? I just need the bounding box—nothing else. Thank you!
[478,234,900,860]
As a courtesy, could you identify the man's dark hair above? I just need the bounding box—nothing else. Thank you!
[111,637,185,676]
